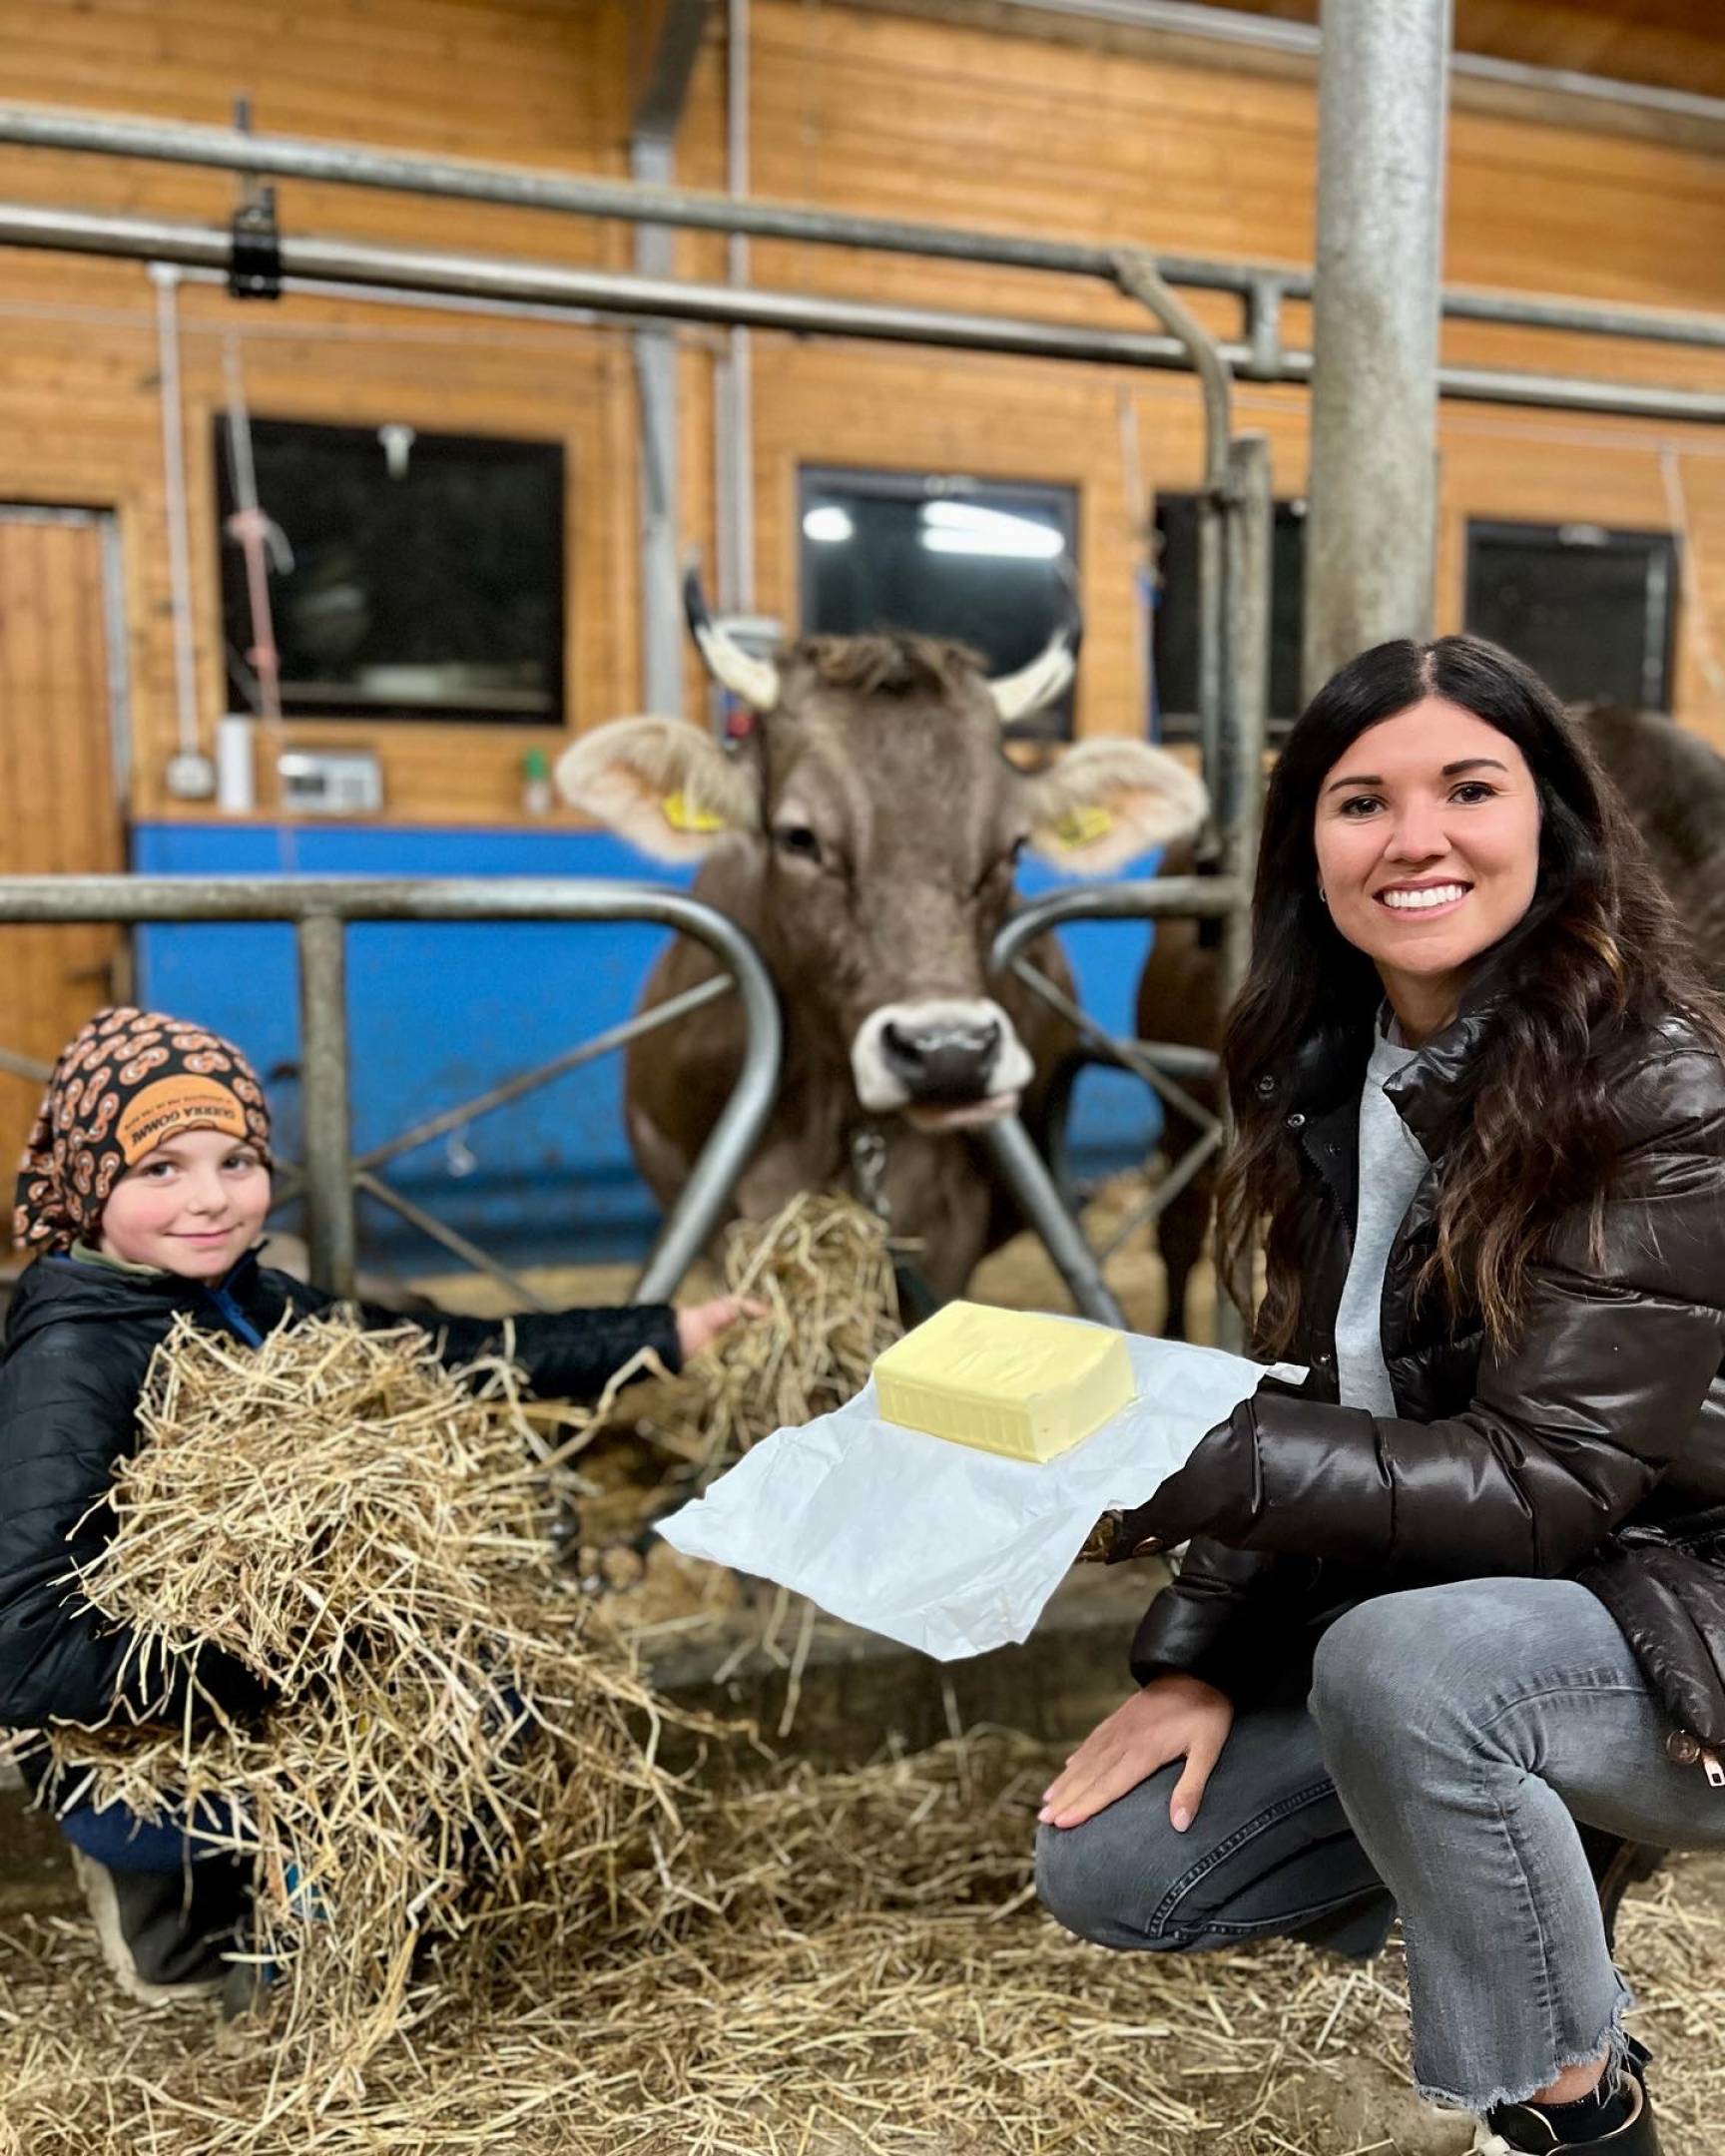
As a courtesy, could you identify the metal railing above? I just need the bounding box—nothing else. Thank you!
[0,877,782,1303]
[983,876,1236,1346]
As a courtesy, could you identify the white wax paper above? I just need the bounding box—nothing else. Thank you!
[656,1328,1292,1661]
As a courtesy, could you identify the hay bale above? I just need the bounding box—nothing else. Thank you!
[40,1313,689,2102]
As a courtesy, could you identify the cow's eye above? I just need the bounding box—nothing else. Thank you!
[775,823,823,863]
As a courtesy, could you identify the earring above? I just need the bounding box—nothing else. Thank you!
[1318,884,1328,905]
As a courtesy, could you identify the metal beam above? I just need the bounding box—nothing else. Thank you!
[631,0,713,715]
[5,205,1724,430]
[631,0,714,142]
[1303,0,1452,693]
[4,102,1725,365]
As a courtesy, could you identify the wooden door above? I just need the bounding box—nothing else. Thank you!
[0,508,128,1206]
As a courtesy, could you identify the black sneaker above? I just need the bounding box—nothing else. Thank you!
[72,1850,251,2005]
[1473,2044,1659,2153]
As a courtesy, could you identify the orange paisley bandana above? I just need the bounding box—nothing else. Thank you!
[13,1006,274,1254]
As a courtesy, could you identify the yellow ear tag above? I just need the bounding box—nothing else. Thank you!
[663,790,726,834]
[1052,804,1115,851]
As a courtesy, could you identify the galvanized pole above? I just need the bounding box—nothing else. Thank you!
[1303,0,1454,694]
[295,910,357,1297]
[1214,430,1274,1354]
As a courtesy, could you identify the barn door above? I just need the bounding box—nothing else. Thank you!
[0,506,129,1196]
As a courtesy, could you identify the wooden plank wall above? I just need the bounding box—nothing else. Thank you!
[0,0,1721,840]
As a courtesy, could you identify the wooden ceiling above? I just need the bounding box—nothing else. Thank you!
[1223,0,1725,103]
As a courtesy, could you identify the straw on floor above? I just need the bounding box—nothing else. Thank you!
[6,1234,1720,2156]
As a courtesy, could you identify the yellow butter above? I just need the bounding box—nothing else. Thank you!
[873,1301,1134,1464]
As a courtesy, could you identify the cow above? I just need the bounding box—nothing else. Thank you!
[557,576,1208,1301]
[1136,702,1725,1339]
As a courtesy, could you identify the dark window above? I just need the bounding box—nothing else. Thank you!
[799,468,1078,740]
[1152,494,1307,737]
[1464,521,1676,712]
[216,418,565,723]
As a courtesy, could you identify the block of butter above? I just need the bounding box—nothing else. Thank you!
[872,1300,1135,1464]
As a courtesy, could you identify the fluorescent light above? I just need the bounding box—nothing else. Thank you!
[918,501,1065,559]
[803,505,855,544]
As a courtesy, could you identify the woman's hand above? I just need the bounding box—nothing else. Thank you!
[675,1295,768,1361]
[1038,1673,1234,1833]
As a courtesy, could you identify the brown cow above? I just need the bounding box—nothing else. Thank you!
[558,580,1208,1299]
[1136,703,1725,1338]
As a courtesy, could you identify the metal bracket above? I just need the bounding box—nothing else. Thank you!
[228,95,281,301]
[229,193,282,300]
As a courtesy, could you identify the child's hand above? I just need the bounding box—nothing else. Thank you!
[675,1295,768,1362]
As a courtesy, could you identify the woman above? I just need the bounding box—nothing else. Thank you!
[1035,636,1725,2154]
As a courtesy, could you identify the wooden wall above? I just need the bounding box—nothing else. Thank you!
[0,0,1723,842]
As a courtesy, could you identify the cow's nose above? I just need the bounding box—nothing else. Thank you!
[879,1017,1003,1102]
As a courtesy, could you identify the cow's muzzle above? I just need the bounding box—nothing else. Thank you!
[850,998,1034,1127]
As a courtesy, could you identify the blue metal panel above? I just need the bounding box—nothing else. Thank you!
[130,823,1163,1270]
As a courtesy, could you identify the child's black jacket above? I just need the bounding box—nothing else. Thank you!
[0,1251,680,1730]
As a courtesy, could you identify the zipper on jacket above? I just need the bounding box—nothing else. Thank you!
[1703,1748,1725,1789]
[200,1281,266,1348]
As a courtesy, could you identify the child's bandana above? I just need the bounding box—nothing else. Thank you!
[13,1006,274,1254]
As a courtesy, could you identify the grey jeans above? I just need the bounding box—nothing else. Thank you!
[1036,1576,1725,2113]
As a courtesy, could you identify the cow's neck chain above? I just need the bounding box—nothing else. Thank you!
[849,1126,891,1226]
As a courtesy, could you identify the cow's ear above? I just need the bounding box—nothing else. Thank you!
[1021,741,1209,875]
[556,718,761,862]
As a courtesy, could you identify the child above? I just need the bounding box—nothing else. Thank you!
[0,1005,753,2007]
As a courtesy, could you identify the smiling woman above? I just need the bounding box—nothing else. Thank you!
[1314,705,1541,1046]
[1036,635,1725,2155]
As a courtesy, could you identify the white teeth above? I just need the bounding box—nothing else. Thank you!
[1379,883,1466,911]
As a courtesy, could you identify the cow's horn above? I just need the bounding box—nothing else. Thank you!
[683,564,780,712]
[985,580,1082,725]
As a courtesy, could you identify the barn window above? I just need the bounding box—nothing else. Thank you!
[215,419,565,723]
[1151,493,1307,740]
[798,468,1079,741]
[1464,521,1676,712]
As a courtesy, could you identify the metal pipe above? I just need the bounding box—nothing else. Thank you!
[149,265,201,764]
[295,911,356,1296]
[8,100,1725,361]
[993,875,1242,976]
[18,203,1720,433]
[352,974,732,1174]
[1220,431,1271,1000]
[987,1,1725,137]
[1303,0,1453,694]
[352,1167,551,1312]
[1110,250,1233,818]
[0,203,1201,370]
[978,1114,1129,1330]
[722,0,756,616]
[630,132,687,714]
[1214,430,1274,1352]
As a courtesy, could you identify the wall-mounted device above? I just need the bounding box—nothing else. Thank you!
[277,748,384,816]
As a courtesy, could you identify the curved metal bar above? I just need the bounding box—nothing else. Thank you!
[0,877,782,1304]
[992,875,1243,978]
[987,877,1241,1342]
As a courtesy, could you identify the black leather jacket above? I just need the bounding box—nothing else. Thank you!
[1114,1004,1725,1758]
[0,1251,680,1732]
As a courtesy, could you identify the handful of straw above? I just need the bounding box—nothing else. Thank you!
[629,1190,903,1477]
[44,1314,683,2098]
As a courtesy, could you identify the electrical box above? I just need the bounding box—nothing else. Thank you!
[277,749,384,817]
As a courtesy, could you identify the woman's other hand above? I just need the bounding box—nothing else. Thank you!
[1038,1673,1234,1833]
[675,1295,768,1361]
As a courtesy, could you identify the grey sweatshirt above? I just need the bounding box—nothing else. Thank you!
[1333,1021,1430,1417]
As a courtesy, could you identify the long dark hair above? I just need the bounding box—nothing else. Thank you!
[1218,634,1725,1353]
